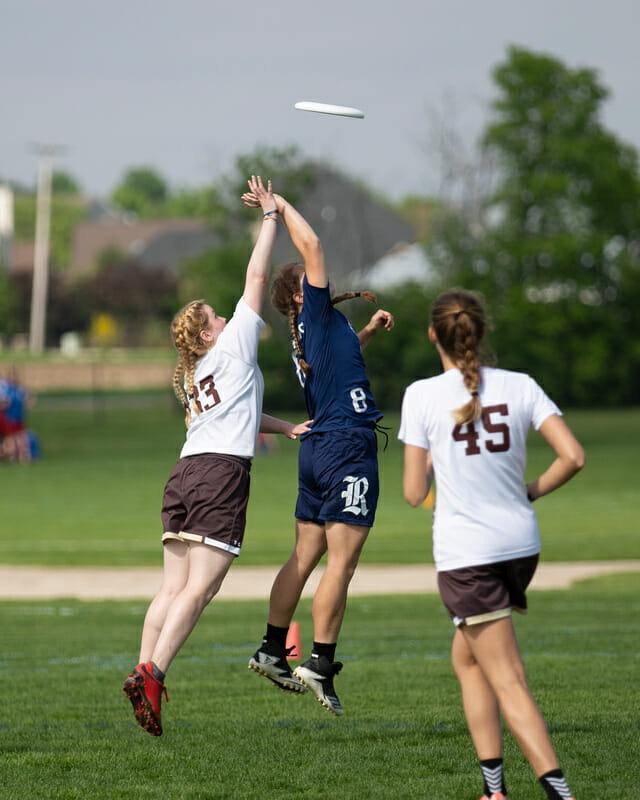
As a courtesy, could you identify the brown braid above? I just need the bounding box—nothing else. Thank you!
[288,306,311,376]
[430,290,489,426]
[271,263,310,375]
[271,263,376,378]
[170,300,210,427]
[331,290,377,306]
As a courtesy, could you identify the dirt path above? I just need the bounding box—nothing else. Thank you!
[0,561,639,601]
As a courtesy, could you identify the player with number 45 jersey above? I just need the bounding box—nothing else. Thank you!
[399,289,584,800]
[242,185,394,715]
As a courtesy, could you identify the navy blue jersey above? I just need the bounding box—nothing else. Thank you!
[293,277,382,435]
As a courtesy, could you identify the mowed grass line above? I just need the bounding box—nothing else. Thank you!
[0,403,638,566]
[0,575,638,799]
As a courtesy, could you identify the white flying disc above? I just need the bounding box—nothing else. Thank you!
[294,101,364,119]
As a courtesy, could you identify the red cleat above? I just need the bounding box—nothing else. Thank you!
[123,662,168,736]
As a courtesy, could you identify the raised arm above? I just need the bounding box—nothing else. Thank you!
[241,176,279,315]
[526,414,585,501]
[272,193,327,288]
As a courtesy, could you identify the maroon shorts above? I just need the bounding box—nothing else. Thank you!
[161,453,251,556]
[437,554,539,627]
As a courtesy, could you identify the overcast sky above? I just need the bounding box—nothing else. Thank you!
[2,0,639,202]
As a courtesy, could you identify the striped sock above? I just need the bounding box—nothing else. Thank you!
[539,769,573,800]
[480,758,506,797]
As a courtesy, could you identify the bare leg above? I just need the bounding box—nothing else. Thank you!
[150,543,234,674]
[139,540,190,663]
[311,522,369,643]
[452,627,503,760]
[267,520,326,627]
[461,616,560,777]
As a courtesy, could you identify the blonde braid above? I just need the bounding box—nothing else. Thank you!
[170,300,210,428]
[172,359,190,426]
[183,352,198,425]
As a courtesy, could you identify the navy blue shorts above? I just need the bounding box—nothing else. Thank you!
[295,426,379,528]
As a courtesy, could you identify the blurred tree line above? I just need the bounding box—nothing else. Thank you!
[2,46,639,410]
[424,46,640,407]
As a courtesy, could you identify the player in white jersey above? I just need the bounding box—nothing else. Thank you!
[123,177,311,736]
[399,290,584,800]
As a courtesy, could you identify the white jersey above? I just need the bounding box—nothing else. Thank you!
[398,367,561,571]
[180,298,265,460]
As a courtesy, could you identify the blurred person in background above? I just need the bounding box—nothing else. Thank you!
[0,371,40,462]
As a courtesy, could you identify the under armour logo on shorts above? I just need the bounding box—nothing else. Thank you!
[341,475,369,516]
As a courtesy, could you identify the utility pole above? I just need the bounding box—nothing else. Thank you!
[0,183,13,272]
[28,143,65,354]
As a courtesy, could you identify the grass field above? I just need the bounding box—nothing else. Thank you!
[1,399,638,798]
[0,400,638,567]
[0,575,638,799]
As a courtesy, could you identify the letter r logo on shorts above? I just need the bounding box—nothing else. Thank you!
[341,475,369,516]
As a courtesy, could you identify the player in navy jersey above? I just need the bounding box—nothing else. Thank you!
[242,186,393,714]
[400,290,584,800]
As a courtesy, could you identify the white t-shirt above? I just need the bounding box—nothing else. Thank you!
[180,298,265,460]
[398,367,561,571]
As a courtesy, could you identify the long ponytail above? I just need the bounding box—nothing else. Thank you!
[430,290,489,426]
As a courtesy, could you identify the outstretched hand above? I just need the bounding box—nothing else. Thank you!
[285,419,314,439]
[241,175,277,215]
[358,309,394,349]
[369,309,395,332]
